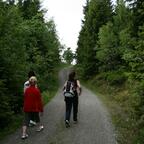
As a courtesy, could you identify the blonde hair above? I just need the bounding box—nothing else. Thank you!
[29,76,37,85]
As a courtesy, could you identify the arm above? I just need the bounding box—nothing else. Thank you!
[76,80,82,95]
[63,81,67,91]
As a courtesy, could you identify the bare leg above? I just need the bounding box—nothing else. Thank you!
[21,125,28,139]
[22,125,27,135]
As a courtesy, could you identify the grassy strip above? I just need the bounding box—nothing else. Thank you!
[83,80,137,144]
[42,90,56,105]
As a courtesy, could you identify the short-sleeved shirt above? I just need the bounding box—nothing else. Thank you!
[24,81,30,93]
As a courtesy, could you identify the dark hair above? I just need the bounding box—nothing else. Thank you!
[28,71,36,78]
[68,71,76,81]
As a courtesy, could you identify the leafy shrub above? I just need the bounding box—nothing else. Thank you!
[130,81,144,116]
[0,81,13,128]
[133,127,144,144]
[106,71,126,85]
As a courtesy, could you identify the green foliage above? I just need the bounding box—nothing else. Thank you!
[42,90,58,105]
[131,0,144,35]
[18,0,43,20]
[106,71,126,85]
[0,0,61,131]
[130,81,144,116]
[76,0,144,143]
[0,5,27,114]
[96,0,133,73]
[96,22,119,72]
[133,127,144,144]
[0,81,13,128]
[83,77,137,144]
[123,25,144,81]
[63,47,74,64]
[76,0,113,79]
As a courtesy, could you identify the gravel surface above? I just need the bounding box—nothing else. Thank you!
[0,68,117,144]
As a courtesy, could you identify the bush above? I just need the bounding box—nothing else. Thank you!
[133,127,144,144]
[0,81,13,128]
[0,111,13,129]
[0,111,12,128]
[130,81,144,116]
[106,71,126,85]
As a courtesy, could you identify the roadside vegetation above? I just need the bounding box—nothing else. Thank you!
[0,0,63,140]
[83,78,139,144]
[1,0,144,143]
[76,0,144,143]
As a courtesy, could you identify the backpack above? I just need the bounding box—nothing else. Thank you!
[63,81,75,97]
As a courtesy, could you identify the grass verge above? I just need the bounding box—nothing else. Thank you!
[83,79,138,144]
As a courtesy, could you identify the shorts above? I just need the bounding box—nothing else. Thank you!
[23,112,40,126]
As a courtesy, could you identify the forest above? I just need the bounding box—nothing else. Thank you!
[0,0,61,130]
[0,0,144,143]
[76,0,144,143]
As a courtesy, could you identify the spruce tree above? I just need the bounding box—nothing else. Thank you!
[76,0,113,79]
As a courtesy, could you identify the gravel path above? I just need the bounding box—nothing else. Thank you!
[0,68,117,144]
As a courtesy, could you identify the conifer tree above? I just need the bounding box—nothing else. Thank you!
[94,0,133,85]
[0,0,61,128]
[126,0,144,35]
[97,0,132,72]
[76,0,113,79]
[63,47,74,65]
[18,0,43,20]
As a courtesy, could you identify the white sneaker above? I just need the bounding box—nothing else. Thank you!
[21,134,28,139]
[29,120,36,126]
[65,120,70,128]
[36,125,44,132]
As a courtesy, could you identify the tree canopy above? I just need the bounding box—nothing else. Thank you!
[76,0,144,142]
[0,0,61,128]
[63,47,74,65]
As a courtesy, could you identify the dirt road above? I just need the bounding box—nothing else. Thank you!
[0,68,117,144]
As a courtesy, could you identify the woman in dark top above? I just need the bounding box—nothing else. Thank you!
[63,71,81,127]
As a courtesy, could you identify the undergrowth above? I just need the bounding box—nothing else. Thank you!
[83,77,140,144]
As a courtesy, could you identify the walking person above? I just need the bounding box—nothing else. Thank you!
[63,71,81,127]
[24,70,37,126]
[21,76,44,139]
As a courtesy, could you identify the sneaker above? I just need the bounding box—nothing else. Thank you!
[21,134,28,139]
[29,120,36,127]
[36,125,44,132]
[65,120,70,128]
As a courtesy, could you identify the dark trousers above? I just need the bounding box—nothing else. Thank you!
[65,95,78,121]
